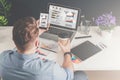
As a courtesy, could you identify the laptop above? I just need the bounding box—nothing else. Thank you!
[40,3,81,41]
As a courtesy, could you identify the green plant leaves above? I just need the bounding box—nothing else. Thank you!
[0,15,8,26]
[0,0,11,25]
[0,0,12,16]
[99,26,115,31]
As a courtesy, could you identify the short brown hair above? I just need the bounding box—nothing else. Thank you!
[13,17,39,51]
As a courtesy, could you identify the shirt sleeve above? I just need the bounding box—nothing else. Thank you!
[53,62,74,80]
[0,68,1,77]
[0,50,13,77]
[0,52,3,77]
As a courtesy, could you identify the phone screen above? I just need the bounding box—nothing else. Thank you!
[39,13,48,29]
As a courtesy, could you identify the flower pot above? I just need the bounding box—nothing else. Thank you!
[100,30,113,41]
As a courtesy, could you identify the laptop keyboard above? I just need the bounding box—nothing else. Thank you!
[47,27,74,36]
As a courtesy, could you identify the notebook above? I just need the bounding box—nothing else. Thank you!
[40,3,81,41]
[71,41,102,61]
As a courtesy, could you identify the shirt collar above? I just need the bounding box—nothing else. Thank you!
[13,50,39,60]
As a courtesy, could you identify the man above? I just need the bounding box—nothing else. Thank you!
[0,17,88,80]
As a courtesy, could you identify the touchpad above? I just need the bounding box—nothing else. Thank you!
[40,33,58,41]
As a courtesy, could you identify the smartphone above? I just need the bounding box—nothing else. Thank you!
[39,13,49,29]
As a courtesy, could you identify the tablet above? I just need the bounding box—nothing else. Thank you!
[71,41,102,61]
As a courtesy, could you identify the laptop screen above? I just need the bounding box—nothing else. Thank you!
[48,3,80,30]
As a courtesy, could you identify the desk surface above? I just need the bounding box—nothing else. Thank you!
[72,27,120,70]
[0,26,120,70]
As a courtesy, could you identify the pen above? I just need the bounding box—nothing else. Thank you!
[100,42,107,48]
[75,35,92,39]
[41,47,57,53]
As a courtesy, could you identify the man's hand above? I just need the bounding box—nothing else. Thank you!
[58,39,71,53]
[36,19,50,35]
[39,29,47,35]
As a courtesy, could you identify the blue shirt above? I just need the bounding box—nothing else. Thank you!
[0,50,73,80]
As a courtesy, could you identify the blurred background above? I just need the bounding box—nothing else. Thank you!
[0,0,120,26]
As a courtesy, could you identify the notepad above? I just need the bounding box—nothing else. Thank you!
[71,41,102,61]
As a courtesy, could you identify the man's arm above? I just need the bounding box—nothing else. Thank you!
[62,53,73,71]
[58,40,73,71]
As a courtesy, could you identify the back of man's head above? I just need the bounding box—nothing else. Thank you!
[13,17,39,51]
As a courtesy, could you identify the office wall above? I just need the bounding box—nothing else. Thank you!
[9,0,120,25]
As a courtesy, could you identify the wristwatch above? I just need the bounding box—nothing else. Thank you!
[64,52,72,57]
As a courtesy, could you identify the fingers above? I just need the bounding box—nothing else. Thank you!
[46,23,50,31]
[58,39,70,48]
[64,39,70,47]
[39,24,49,35]
[36,19,40,28]
[39,29,46,35]
[58,41,63,49]
[58,39,71,53]
[66,39,70,45]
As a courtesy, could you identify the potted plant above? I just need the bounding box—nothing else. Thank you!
[95,12,116,31]
[95,12,116,37]
[95,12,117,41]
[0,0,12,26]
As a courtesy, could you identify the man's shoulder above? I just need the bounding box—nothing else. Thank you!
[0,50,14,66]
[0,50,13,57]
